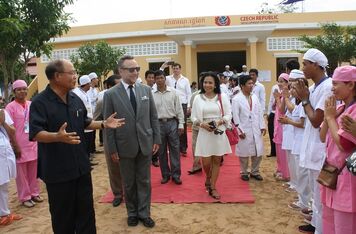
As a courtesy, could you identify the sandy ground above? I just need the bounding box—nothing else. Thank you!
[1,135,305,234]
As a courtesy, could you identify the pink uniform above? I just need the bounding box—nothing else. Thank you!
[273,96,289,179]
[321,104,356,234]
[6,100,39,202]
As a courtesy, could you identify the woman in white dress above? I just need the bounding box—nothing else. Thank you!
[191,72,232,199]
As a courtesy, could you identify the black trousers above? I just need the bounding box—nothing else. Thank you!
[46,173,96,234]
[84,131,95,156]
[268,112,276,156]
[179,104,188,153]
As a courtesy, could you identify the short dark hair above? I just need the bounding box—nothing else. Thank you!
[106,74,121,88]
[117,55,134,70]
[249,68,258,76]
[199,71,221,94]
[145,70,155,78]
[239,75,253,87]
[45,59,65,80]
[154,70,165,77]
[172,63,181,68]
[286,59,300,71]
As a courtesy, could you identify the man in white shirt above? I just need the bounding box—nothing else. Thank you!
[250,68,266,114]
[73,75,97,166]
[295,48,332,234]
[161,62,191,156]
[223,65,234,78]
[266,84,279,157]
[219,74,231,99]
[153,70,184,185]
[88,72,100,154]
[239,65,249,76]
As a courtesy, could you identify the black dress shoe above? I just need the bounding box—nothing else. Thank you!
[139,217,155,228]
[267,154,276,157]
[241,175,249,181]
[112,197,122,207]
[161,177,170,184]
[127,216,139,226]
[90,162,99,166]
[172,177,182,185]
[152,161,160,167]
[250,174,263,181]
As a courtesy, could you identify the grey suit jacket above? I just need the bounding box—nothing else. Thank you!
[103,82,161,158]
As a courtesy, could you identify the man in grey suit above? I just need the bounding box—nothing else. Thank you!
[103,55,160,228]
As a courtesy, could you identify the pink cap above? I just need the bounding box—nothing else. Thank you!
[279,73,289,82]
[332,66,356,82]
[13,79,28,90]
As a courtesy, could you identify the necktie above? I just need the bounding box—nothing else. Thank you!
[128,85,137,114]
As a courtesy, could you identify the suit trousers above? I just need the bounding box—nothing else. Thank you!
[239,156,262,176]
[268,113,276,156]
[0,182,10,216]
[191,128,201,170]
[179,104,188,153]
[84,132,93,157]
[158,120,181,179]
[103,144,123,200]
[46,173,96,234]
[120,151,151,219]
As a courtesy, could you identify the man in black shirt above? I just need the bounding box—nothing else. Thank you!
[29,59,125,234]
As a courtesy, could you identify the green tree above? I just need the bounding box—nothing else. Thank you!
[299,23,356,73]
[0,0,74,100]
[70,41,125,86]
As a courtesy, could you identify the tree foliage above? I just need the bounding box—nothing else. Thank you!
[70,41,125,83]
[298,23,356,73]
[0,0,74,100]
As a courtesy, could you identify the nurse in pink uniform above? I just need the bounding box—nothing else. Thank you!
[273,73,290,181]
[320,66,356,234]
[6,80,42,208]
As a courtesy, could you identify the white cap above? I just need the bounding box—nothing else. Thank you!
[242,65,247,68]
[289,69,305,79]
[88,72,98,80]
[225,65,230,68]
[79,75,91,86]
[303,48,328,68]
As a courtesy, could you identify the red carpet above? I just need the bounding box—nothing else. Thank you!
[99,131,255,204]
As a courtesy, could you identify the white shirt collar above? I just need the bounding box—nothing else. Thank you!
[121,80,135,90]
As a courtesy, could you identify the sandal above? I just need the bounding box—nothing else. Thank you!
[0,214,22,226]
[209,189,221,200]
[32,195,44,203]
[204,180,211,192]
[22,200,35,208]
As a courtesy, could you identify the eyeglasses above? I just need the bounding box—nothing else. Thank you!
[121,67,140,73]
[59,70,77,76]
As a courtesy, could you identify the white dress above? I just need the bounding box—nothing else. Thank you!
[191,93,232,157]
[0,110,16,186]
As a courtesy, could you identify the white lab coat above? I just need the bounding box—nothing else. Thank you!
[232,92,265,157]
[0,110,16,185]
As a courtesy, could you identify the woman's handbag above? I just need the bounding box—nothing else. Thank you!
[346,150,356,176]
[317,161,346,190]
[218,94,239,145]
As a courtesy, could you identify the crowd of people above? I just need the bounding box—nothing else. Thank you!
[0,49,355,234]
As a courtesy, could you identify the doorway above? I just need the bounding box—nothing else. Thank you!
[197,51,246,78]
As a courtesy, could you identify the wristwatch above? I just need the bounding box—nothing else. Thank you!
[302,99,310,107]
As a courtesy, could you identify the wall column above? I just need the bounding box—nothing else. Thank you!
[248,37,258,68]
[183,40,194,81]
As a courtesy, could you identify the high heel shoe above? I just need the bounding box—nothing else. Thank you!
[209,189,221,200]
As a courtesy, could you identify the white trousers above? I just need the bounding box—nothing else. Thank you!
[296,159,312,208]
[286,151,298,188]
[0,182,10,216]
[310,169,323,234]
